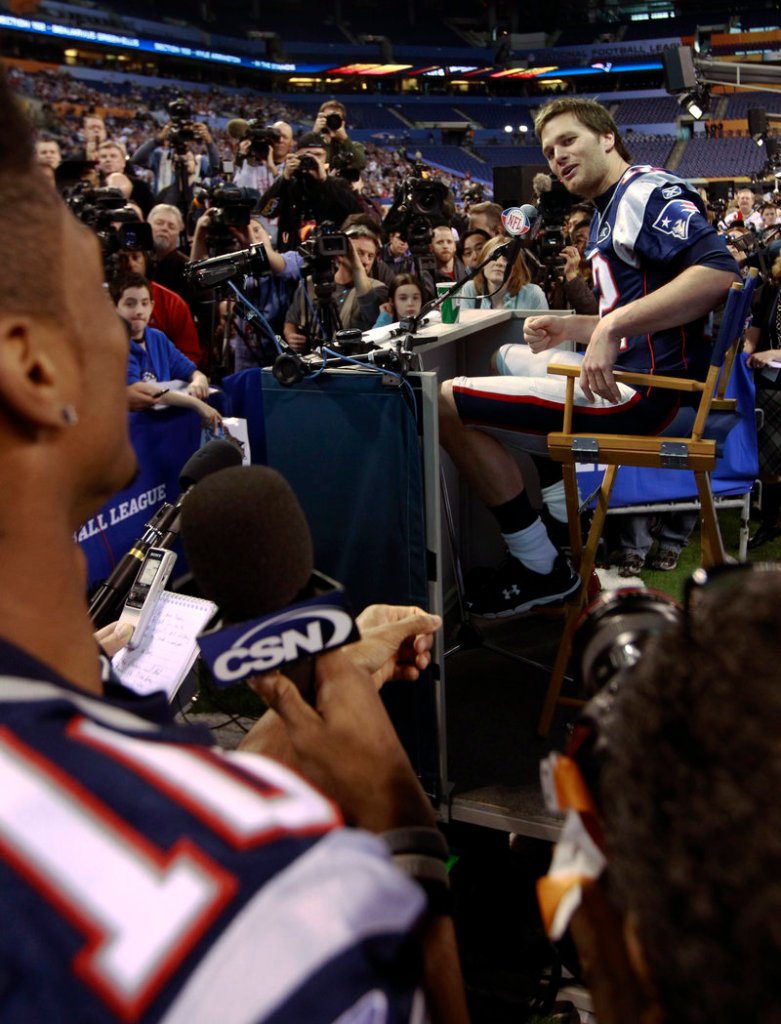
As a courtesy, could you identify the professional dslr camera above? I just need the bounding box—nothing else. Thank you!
[293,154,324,180]
[552,586,683,813]
[331,149,362,183]
[64,184,153,268]
[167,98,197,153]
[324,111,344,133]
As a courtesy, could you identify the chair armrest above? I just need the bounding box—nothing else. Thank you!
[546,363,703,393]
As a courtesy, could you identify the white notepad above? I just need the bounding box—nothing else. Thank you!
[112,590,217,700]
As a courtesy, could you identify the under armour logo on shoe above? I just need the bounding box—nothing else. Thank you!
[503,585,520,599]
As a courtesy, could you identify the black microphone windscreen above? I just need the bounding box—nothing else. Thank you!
[178,439,243,492]
[179,465,314,623]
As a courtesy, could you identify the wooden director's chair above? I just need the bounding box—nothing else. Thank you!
[538,271,758,736]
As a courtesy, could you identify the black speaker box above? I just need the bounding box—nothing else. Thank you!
[492,164,547,210]
[748,107,768,138]
[662,45,698,94]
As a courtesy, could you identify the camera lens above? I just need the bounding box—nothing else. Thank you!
[572,588,682,697]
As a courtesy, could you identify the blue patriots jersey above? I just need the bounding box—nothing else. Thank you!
[586,165,736,380]
[0,640,427,1023]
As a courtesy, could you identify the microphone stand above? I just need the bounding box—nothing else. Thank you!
[270,241,526,384]
[400,241,524,348]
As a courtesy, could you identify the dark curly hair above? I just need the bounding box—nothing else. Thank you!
[600,569,781,1024]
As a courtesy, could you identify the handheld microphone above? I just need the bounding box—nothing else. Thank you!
[179,465,359,690]
[88,439,243,628]
[186,243,271,290]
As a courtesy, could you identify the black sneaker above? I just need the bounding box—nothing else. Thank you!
[465,553,581,619]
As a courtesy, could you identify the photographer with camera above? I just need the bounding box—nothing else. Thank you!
[130,101,220,196]
[313,100,366,174]
[191,211,301,369]
[231,118,293,192]
[258,132,362,252]
[283,221,387,351]
[546,218,599,314]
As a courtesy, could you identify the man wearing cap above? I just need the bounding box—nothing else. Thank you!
[258,132,362,252]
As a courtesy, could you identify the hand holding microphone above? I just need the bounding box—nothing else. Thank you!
[179,464,441,831]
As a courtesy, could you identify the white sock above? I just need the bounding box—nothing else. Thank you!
[541,480,568,524]
[502,518,558,575]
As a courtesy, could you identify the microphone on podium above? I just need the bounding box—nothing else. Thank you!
[180,465,359,691]
[496,204,541,283]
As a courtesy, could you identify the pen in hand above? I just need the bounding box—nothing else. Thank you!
[152,388,170,399]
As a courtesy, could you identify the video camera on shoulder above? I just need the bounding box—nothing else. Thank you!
[240,117,281,161]
[386,176,454,231]
[64,183,153,267]
[195,182,259,229]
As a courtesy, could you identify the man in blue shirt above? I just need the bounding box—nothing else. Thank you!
[111,271,221,429]
[439,97,739,618]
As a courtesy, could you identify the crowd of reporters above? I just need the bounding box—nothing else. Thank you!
[22,64,781,559]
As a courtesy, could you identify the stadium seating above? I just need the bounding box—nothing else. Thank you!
[674,135,766,178]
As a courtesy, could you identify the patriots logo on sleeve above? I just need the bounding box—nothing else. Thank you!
[652,199,699,240]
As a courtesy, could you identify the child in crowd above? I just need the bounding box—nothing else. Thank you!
[374,273,423,327]
[111,272,221,429]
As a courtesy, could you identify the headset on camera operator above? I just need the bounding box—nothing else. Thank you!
[131,99,220,197]
[257,132,362,253]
